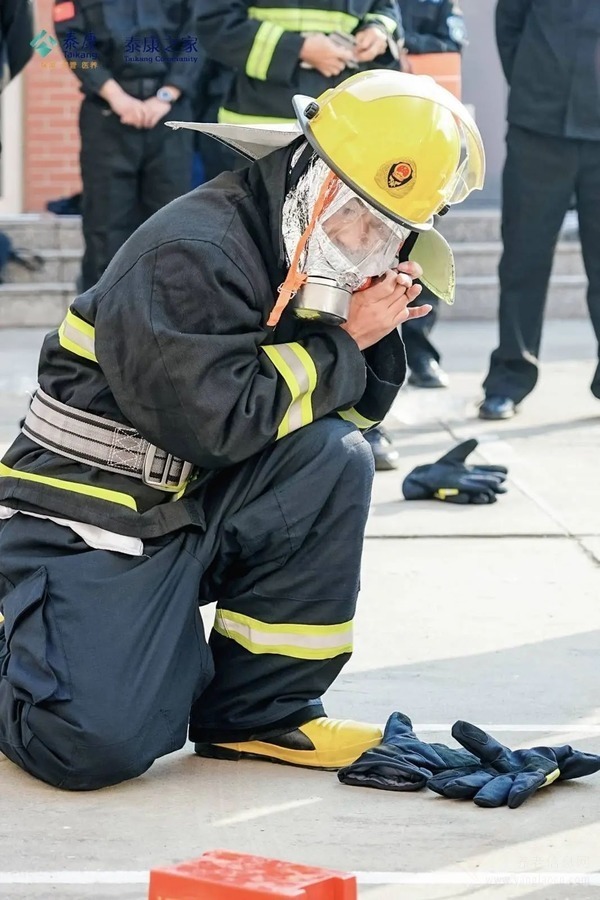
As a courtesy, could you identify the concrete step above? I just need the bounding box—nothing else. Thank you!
[437,208,501,243]
[5,250,80,285]
[0,283,74,327]
[441,274,587,320]
[0,215,83,251]
[454,241,585,278]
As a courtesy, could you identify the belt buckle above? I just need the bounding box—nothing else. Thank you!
[142,444,193,493]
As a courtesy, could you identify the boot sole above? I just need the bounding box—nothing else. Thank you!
[194,742,340,771]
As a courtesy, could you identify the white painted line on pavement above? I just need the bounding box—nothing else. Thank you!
[213,796,321,826]
[1,871,600,887]
[355,873,600,886]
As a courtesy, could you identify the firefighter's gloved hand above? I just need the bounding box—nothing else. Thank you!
[337,711,482,791]
[402,438,508,504]
[428,721,600,808]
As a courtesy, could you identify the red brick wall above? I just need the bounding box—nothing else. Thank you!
[24,0,82,211]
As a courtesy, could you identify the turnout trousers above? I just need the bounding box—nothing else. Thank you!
[79,95,193,291]
[483,124,600,403]
[0,420,373,790]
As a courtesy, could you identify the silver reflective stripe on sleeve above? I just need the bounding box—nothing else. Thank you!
[58,310,97,363]
[261,342,318,439]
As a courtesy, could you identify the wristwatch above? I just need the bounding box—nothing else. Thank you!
[156,87,177,104]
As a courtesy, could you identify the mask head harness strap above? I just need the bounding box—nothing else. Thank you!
[268,168,340,328]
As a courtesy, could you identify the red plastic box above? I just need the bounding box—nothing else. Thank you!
[148,849,357,899]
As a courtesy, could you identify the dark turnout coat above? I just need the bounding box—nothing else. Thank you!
[0,144,406,538]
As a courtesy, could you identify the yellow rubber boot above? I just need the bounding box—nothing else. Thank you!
[195,718,383,770]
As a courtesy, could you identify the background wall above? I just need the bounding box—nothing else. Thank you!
[25,0,82,211]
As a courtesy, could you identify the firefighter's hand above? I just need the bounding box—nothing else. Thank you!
[141,97,173,129]
[300,33,355,77]
[354,26,388,62]
[340,263,429,351]
[109,91,146,128]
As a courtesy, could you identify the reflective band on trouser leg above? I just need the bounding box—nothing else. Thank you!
[247,6,359,34]
[261,342,318,439]
[246,21,284,80]
[364,12,397,33]
[0,462,137,510]
[337,408,380,431]
[58,309,97,363]
[213,609,353,660]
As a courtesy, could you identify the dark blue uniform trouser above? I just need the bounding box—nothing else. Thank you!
[483,125,600,403]
[0,420,373,790]
[402,286,440,369]
[79,95,193,292]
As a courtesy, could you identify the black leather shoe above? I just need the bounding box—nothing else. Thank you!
[407,359,449,389]
[478,396,516,420]
[364,426,399,471]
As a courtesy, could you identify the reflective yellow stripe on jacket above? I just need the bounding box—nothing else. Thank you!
[261,342,318,439]
[58,309,97,363]
[214,608,353,659]
[248,6,360,34]
[246,20,285,79]
[0,463,137,510]
[337,408,380,431]
[218,107,295,125]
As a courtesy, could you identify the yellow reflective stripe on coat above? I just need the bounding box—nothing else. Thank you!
[248,6,359,34]
[0,463,137,511]
[246,20,284,79]
[58,310,97,363]
[261,342,318,439]
[218,107,295,125]
[364,12,397,34]
[337,408,380,431]
[214,608,353,659]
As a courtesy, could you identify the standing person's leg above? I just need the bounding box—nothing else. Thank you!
[79,99,144,291]
[0,516,213,790]
[403,289,447,387]
[139,99,194,219]
[480,126,576,418]
[573,139,600,397]
[189,418,381,768]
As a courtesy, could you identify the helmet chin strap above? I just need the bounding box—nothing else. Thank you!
[268,170,340,328]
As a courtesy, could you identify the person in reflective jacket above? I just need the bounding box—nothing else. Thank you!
[0,71,484,790]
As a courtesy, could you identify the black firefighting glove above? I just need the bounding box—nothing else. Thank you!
[427,721,600,809]
[402,438,508,504]
[337,712,484,791]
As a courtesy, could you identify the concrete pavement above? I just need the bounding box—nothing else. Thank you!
[0,319,599,899]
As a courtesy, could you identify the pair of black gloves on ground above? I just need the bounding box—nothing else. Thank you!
[338,712,600,809]
[402,438,508,505]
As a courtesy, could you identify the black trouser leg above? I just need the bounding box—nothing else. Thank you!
[574,139,600,395]
[79,99,144,291]
[0,518,213,790]
[139,99,194,219]
[189,418,374,742]
[483,126,577,403]
[402,286,440,369]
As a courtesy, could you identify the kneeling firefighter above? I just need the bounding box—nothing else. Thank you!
[0,71,484,790]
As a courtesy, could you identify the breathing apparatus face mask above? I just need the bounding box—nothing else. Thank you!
[273,154,411,327]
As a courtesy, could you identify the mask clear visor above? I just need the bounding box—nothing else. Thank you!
[319,194,411,274]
